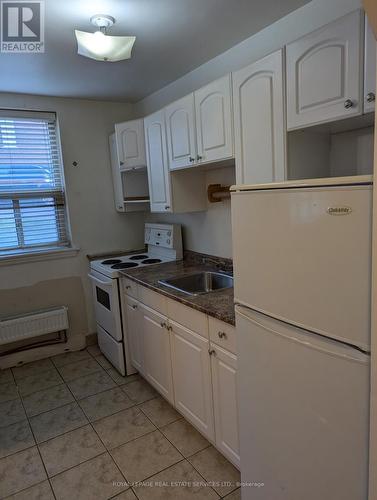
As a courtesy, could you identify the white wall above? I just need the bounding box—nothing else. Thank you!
[0,93,144,342]
[135,0,363,258]
[330,127,375,176]
[147,166,235,258]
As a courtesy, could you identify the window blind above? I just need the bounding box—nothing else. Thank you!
[0,111,70,255]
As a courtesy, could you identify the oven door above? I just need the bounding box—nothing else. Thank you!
[88,270,122,341]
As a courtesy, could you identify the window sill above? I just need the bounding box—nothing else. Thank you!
[0,246,80,266]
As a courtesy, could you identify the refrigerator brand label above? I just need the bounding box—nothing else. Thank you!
[326,206,352,215]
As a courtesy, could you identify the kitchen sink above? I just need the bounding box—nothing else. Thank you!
[158,271,233,296]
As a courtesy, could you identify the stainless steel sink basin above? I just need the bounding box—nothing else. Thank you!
[158,271,233,296]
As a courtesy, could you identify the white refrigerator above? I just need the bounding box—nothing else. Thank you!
[231,176,372,500]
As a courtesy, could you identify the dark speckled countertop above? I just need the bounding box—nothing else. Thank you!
[119,259,235,326]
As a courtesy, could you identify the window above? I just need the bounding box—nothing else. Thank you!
[0,110,70,256]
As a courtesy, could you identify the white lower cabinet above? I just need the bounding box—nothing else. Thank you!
[123,282,239,468]
[139,303,174,404]
[124,296,144,375]
[210,344,240,468]
[169,319,215,441]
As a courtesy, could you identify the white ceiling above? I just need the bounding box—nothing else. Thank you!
[0,0,310,102]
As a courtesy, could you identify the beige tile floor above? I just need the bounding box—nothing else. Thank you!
[0,345,241,500]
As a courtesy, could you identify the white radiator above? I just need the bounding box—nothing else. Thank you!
[0,307,69,346]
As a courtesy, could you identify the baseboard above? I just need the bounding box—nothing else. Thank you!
[86,332,98,346]
[0,333,87,370]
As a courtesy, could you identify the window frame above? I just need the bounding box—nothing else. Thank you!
[0,109,74,260]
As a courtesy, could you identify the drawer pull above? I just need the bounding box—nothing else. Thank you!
[208,349,216,356]
[125,285,131,290]
[132,305,138,310]
[160,322,167,328]
[218,331,227,339]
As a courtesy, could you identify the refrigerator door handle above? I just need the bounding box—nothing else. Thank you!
[235,305,370,364]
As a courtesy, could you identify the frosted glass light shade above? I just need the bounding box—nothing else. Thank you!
[75,30,136,62]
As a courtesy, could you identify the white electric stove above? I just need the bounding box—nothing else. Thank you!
[89,223,182,376]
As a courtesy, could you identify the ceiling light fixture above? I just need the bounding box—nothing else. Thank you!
[75,14,136,62]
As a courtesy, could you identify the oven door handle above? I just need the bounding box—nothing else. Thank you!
[88,273,113,286]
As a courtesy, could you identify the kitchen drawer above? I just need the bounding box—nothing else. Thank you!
[139,285,167,315]
[167,298,208,339]
[97,324,125,376]
[122,277,138,299]
[209,317,236,354]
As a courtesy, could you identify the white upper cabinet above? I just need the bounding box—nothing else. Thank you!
[114,119,146,170]
[286,10,363,130]
[364,15,376,113]
[194,75,233,164]
[109,133,150,213]
[144,110,172,213]
[165,94,197,170]
[233,49,286,185]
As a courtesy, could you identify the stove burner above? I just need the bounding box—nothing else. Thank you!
[111,262,139,269]
[129,255,149,260]
[142,258,162,264]
[101,259,122,265]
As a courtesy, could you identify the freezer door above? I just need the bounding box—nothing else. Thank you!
[231,184,372,350]
[236,305,369,500]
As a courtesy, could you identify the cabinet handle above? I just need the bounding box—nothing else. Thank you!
[125,285,131,290]
[189,157,195,162]
[165,205,170,210]
[208,349,216,356]
[120,161,124,166]
[218,331,227,339]
[160,322,166,328]
[344,99,354,109]
[167,325,172,331]
[197,155,203,161]
[366,92,376,103]
[132,305,138,310]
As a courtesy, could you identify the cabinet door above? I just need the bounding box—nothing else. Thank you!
[364,15,376,113]
[114,119,146,170]
[140,304,174,403]
[170,320,214,440]
[109,133,125,212]
[233,49,286,185]
[210,345,240,468]
[195,75,233,164]
[165,94,197,170]
[125,296,144,374]
[286,10,363,129]
[144,110,172,213]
